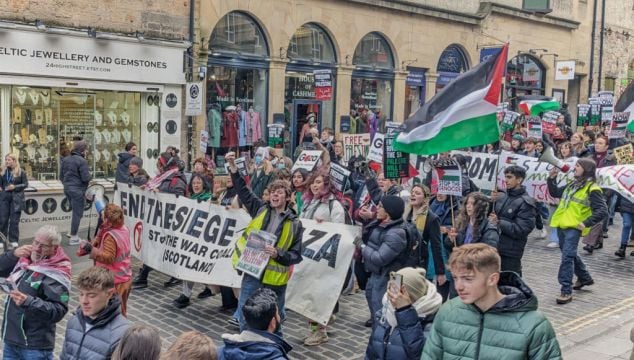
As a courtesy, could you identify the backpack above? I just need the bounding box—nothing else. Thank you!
[329,199,354,225]
[401,221,425,268]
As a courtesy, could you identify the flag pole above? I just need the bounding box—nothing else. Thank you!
[450,196,456,248]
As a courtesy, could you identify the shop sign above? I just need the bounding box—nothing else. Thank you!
[185,82,204,116]
[0,29,185,84]
[480,47,502,63]
[313,69,332,101]
[383,123,409,179]
[406,68,426,86]
[555,61,576,80]
[436,71,459,86]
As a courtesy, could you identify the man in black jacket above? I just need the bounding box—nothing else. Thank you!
[61,140,92,245]
[226,151,303,333]
[0,225,71,359]
[489,166,536,276]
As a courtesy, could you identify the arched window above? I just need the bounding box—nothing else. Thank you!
[352,32,394,70]
[506,54,546,96]
[436,44,470,92]
[209,11,268,57]
[287,23,336,64]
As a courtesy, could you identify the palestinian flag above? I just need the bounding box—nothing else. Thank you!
[614,80,634,132]
[394,43,508,155]
[518,95,560,116]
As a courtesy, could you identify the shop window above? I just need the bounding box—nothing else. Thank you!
[353,33,394,70]
[210,12,268,57]
[10,86,141,181]
[287,23,336,64]
[505,54,546,100]
[350,77,392,133]
[436,44,470,92]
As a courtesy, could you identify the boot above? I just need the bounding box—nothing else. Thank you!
[615,245,627,258]
[304,324,329,346]
[594,239,603,249]
[582,244,594,254]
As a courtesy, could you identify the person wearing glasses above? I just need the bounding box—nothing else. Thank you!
[0,225,71,359]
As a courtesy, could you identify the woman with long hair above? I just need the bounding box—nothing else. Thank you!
[547,158,607,304]
[77,204,133,315]
[570,132,587,157]
[446,192,498,250]
[112,324,161,360]
[192,157,214,189]
[291,168,309,215]
[558,141,574,160]
[0,153,28,249]
[300,169,346,346]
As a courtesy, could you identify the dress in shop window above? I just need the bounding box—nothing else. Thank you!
[247,109,261,145]
[221,108,239,148]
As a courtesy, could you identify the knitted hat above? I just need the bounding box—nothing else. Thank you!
[380,195,405,220]
[396,267,429,303]
[512,134,524,143]
[130,157,143,168]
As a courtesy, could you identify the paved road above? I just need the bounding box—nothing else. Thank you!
[3,222,634,359]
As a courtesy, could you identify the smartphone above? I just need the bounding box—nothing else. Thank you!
[0,280,15,294]
[390,273,403,293]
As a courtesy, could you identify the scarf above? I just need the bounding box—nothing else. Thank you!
[145,168,178,191]
[9,246,72,291]
[379,280,442,331]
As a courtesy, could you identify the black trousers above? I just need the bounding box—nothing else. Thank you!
[0,195,20,244]
[501,255,523,277]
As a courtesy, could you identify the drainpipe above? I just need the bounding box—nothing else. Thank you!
[588,0,598,97]
[597,0,606,92]
[186,0,195,171]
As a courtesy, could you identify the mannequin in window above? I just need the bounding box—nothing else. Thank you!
[221,106,239,148]
[299,113,317,146]
[247,106,261,146]
[207,103,223,148]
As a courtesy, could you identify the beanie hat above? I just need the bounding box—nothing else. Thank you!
[380,195,405,220]
[396,267,429,303]
[512,133,524,143]
[130,157,143,168]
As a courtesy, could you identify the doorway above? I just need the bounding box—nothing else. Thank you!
[290,100,322,157]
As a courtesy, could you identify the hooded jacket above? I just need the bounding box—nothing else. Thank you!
[218,329,292,360]
[61,150,91,190]
[422,272,562,360]
[493,186,536,259]
[157,170,187,196]
[60,296,130,360]
[362,219,408,275]
[444,219,499,252]
[115,152,134,184]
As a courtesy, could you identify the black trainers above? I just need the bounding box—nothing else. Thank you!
[582,244,594,254]
[173,294,190,309]
[364,318,373,327]
[164,277,182,288]
[197,287,214,299]
[572,279,594,290]
[131,276,148,290]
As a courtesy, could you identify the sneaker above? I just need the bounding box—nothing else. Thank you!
[9,242,18,249]
[228,317,240,328]
[573,279,594,290]
[556,293,573,304]
[582,244,594,254]
[131,276,148,290]
[539,229,548,239]
[68,237,80,246]
[364,318,373,327]
[197,287,214,299]
[173,294,190,309]
[163,277,182,288]
[602,232,609,239]
[304,330,329,346]
[546,242,559,248]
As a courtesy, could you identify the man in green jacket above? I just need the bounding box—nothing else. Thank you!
[422,243,561,360]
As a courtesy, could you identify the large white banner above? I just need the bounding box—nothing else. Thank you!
[114,184,358,325]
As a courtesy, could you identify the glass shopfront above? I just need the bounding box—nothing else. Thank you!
[350,32,395,133]
[9,86,141,180]
[436,44,470,92]
[506,54,546,97]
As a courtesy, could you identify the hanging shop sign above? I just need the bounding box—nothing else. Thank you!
[160,85,182,151]
[405,68,426,86]
[0,29,185,84]
[555,60,576,80]
[480,47,502,63]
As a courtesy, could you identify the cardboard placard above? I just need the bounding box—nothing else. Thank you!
[613,144,634,165]
[383,122,409,179]
[527,116,543,139]
[342,133,371,163]
[367,133,384,163]
[329,162,351,193]
[291,150,323,172]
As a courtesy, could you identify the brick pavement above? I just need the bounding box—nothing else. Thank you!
[1,222,634,359]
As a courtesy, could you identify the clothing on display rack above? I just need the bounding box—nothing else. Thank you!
[221,106,239,148]
[238,106,247,147]
[247,107,261,145]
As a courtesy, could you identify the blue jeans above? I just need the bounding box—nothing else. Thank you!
[557,228,593,295]
[3,343,53,360]
[365,273,388,323]
[621,213,633,247]
[236,274,286,334]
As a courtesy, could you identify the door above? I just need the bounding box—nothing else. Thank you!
[290,100,322,157]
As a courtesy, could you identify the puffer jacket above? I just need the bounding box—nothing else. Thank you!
[422,272,562,360]
[493,186,536,258]
[60,296,130,360]
[61,150,91,190]
[157,171,187,196]
[445,219,498,252]
[218,329,292,360]
[362,219,408,275]
[115,152,134,183]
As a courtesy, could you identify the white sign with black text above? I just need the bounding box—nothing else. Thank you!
[185,82,204,116]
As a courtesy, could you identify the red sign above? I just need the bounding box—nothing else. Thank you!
[315,86,332,101]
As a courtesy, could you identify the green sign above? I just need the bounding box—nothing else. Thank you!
[522,0,551,13]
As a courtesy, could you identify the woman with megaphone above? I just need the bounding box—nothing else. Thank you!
[547,158,608,305]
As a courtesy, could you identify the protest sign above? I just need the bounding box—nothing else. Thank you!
[432,162,463,196]
[285,219,358,325]
[598,91,614,106]
[497,102,509,121]
[527,116,543,139]
[542,111,560,134]
[314,69,333,101]
[367,133,384,163]
[235,230,277,279]
[267,124,284,148]
[614,144,634,165]
[292,150,322,172]
[589,97,601,125]
[235,157,249,178]
[577,104,591,126]
[342,133,371,163]
[609,112,630,139]
[116,185,360,326]
[500,111,520,133]
[200,131,209,153]
[384,123,409,179]
[329,162,351,193]
[602,107,614,124]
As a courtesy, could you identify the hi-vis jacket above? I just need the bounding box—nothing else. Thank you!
[547,178,608,236]
[231,171,303,286]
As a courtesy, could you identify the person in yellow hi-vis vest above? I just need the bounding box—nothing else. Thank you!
[225,152,303,334]
[547,158,607,305]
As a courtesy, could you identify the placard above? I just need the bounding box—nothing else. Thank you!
[542,111,560,134]
[292,150,323,172]
[314,69,332,101]
[589,97,601,125]
[329,162,351,193]
[614,144,634,165]
[432,162,463,196]
[235,230,277,279]
[609,112,630,139]
[500,111,520,133]
[577,104,590,126]
[185,82,203,116]
[199,131,209,153]
[367,133,384,163]
[234,157,249,178]
[267,124,284,148]
[383,122,409,179]
[342,133,371,163]
[527,116,543,139]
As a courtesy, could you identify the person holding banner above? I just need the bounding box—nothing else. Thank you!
[298,168,346,346]
[225,151,304,334]
[548,158,607,304]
